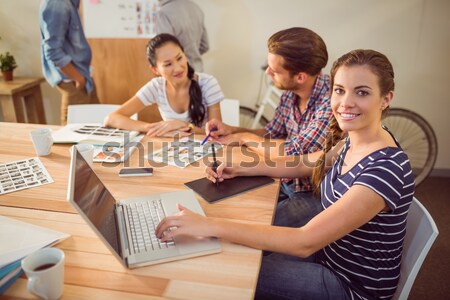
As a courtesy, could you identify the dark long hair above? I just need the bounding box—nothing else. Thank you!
[311,49,395,195]
[146,33,205,126]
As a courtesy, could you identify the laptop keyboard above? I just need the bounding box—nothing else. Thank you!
[125,199,175,254]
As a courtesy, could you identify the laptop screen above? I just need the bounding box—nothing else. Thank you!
[72,149,121,256]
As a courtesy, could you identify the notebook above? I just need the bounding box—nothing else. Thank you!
[185,176,275,203]
[67,147,221,269]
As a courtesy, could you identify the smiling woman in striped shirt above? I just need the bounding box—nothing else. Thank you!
[156,49,414,300]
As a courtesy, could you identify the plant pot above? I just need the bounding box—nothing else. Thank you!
[2,71,13,81]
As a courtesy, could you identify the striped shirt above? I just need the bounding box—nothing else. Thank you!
[317,133,415,299]
[136,72,224,127]
[265,73,332,191]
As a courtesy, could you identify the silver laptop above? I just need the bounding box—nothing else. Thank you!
[67,146,221,268]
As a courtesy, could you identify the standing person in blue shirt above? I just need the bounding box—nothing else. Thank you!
[155,0,209,72]
[156,49,415,299]
[40,0,99,125]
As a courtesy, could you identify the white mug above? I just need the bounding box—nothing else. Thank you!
[76,144,95,166]
[21,247,65,300]
[30,128,53,156]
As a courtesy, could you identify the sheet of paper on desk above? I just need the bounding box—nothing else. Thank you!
[145,138,222,168]
[0,216,69,268]
[0,157,53,195]
[93,135,144,163]
[52,123,140,146]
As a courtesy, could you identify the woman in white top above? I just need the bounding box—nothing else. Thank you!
[105,33,224,137]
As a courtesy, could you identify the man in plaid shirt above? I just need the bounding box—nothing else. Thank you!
[206,27,332,227]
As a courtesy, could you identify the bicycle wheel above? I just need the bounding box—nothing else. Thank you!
[239,106,269,129]
[382,108,438,186]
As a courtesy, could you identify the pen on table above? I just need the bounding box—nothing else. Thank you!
[201,128,217,145]
[211,143,219,186]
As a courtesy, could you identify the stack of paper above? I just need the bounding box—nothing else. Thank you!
[0,216,69,294]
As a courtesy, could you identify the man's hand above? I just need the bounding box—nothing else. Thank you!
[74,76,86,91]
[204,160,237,183]
[60,62,86,91]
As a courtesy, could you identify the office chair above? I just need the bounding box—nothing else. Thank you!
[392,197,439,300]
[67,104,137,124]
[220,99,240,126]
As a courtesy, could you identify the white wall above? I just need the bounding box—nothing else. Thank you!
[0,0,61,125]
[196,0,450,170]
[1,0,449,169]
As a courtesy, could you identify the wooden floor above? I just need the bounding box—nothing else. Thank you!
[409,176,450,299]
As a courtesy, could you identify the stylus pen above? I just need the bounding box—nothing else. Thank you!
[201,128,218,145]
[211,144,219,186]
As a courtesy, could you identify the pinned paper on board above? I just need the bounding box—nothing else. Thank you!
[83,0,159,38]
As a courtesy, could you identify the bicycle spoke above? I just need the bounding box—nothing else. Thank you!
[383,108,437,186]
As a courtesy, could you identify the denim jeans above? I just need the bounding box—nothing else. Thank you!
[255,253,352,300]
[278,181,297,202]
[256,185,352,299]
[274,188,323,228]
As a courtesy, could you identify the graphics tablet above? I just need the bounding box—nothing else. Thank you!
[185,176,275,203]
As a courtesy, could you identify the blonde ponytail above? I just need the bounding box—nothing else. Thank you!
[312,116,344,196]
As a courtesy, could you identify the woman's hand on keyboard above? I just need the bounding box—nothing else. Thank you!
[155,203,215,241]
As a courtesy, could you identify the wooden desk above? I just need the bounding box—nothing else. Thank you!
[0,122,279,300]
[0,77,46,124]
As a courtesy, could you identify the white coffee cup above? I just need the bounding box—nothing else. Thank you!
[76,144,95,166]
[21,247,65,300]
[30,128,53,156]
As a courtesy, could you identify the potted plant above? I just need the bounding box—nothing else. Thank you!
[0,52,18,81]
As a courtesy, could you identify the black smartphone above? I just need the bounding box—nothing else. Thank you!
[118,167,153,177]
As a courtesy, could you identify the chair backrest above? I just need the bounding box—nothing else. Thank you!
[393,197,439,300]
[220,99,240,127]
[67,104,137,124]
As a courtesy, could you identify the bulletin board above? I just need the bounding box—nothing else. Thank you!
[82,0,162,123]
[82,0,159,38]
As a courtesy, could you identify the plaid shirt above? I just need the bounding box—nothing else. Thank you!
[265,73,332,191]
